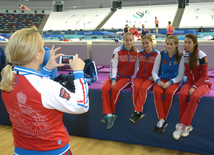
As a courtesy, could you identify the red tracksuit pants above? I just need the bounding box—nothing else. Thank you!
[101,77,132,114]
[179,82,210,126]
[153,79,180,120]
[132,77,154,112]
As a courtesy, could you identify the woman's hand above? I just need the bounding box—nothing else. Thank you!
[158,81,165,88]
[111,81,116,88]
[163,82,170,89]
[69,54,85,71]
[189,87,195,96]
[148,76,153,81]
[45,45,65,70]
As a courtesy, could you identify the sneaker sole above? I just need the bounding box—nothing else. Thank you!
[129,118,136,124]
[173,136,180,140]
[158,123,168,134]
[101,120,107,124]
[173,131,181,140]
[181,134,189,138]
[139,114,145,120]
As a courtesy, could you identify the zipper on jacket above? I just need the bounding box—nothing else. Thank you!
[143,55,148,79]
[168,59,172,80]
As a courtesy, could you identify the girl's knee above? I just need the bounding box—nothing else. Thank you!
[179,90,188,96]
[153,89,162,95]
[165,90,174,96]
[101,85,111,92]
[111,86,119,92]
[190,94,200,102]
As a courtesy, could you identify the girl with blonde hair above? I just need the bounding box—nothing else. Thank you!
[101,32,138,130]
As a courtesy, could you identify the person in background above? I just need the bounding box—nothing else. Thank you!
[130,25,140,39]
[198,26,204,32]
[101,32,138,130]
[0,26,89,155]
[0,46,6,80]
[155,17,159,33]
[167,21,175,36]
[40,46,57,80]
[140,24,151,38]
[130,36,159,124]
[152,35,184,134]
[19,4,31,11]
[123,24,129,33]
[173,33,211,140]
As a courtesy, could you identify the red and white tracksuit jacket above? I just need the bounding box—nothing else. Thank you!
[132,48,159,112]
[179,49,212,126]
[152,50,184,120]
[130,28,140,38]
[101,44,138,114]
[2,66,88,154]
[20,5,26,10]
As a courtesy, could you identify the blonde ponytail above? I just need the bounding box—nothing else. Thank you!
[0,65,15,92]
[131,45,137,53]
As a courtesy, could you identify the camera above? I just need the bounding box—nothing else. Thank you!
[59,55,75,65]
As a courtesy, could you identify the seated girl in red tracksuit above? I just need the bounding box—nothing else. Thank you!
[129,36,159,124]
[173,33,212,140]
[152,35,184,134]
[101,32,138,130]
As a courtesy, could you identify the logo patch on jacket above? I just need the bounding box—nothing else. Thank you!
[59,88,70,100]
[163,59,167,64]
[205,57,208,64]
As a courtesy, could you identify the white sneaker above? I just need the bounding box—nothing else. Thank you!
[181,125,193,137]
[173,123,185,140]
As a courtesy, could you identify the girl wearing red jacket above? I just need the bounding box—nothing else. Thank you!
[152,35,184,134]
[173,33,212,140]
[101,32,138,130]
[130,36,159,124]
[130,25,140,39]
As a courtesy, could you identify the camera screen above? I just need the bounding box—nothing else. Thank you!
[61,56,74,64]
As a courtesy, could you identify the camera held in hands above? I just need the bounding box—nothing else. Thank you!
[59,55,75,65]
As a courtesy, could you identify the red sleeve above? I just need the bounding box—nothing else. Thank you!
[193,57,210,88]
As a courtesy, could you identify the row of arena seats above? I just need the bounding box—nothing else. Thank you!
[43,8,110,31]
[0,13,44,31]
[42,2,214,32]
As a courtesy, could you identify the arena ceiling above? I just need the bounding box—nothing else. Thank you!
[1,0,214,6]
[0,0,214,10]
